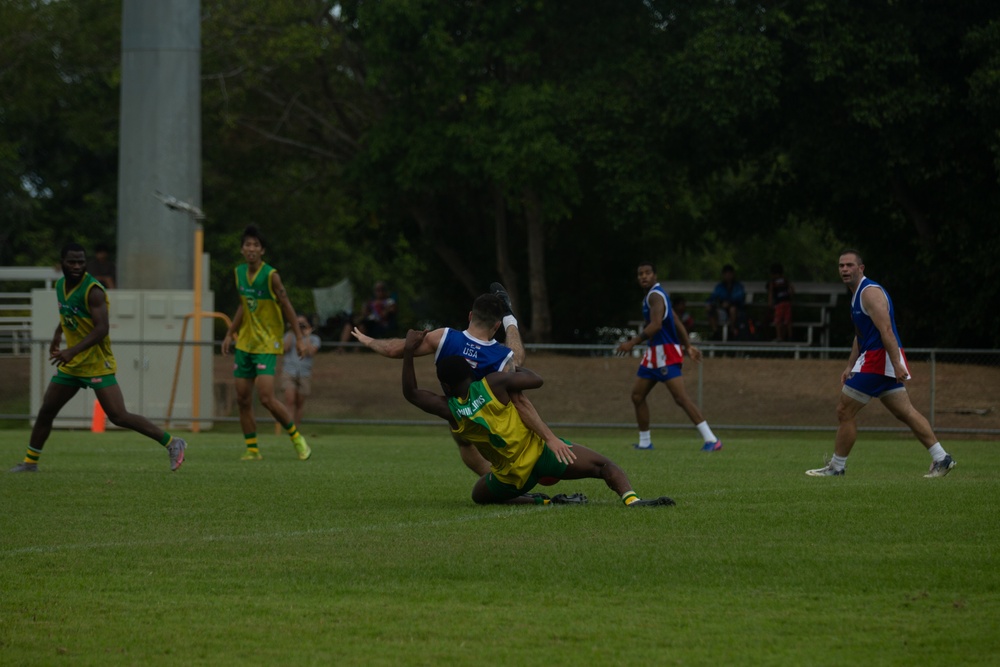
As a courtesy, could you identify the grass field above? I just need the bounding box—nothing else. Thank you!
[1,426,997,666]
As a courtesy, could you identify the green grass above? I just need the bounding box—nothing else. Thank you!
[1,427,997,666]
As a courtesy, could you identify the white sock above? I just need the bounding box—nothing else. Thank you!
[831,454,848,470]
[638,431,651,447]
[928,443,947,462]
[696,421,716,443]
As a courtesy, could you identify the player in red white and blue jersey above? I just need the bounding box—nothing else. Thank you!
[806,249,956,478]
[617,262,723,452]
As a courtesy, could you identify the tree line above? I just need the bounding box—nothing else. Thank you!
[2,0,999,346]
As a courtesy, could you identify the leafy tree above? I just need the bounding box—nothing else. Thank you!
[0,0,120,265]
[4,0,999,347]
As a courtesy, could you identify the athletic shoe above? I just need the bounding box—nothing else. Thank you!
[167,438,187,471]
[8,462,39,473]
[628,496,676,507]
[551,493,588,505]
[292,434,312,461]
[632,443,654,450]
[701,439,723,452]
[805,461,845,477]
[924,455,956,478]
[241,450,263,461]
[525,492,550,505]
[489,282,514,318]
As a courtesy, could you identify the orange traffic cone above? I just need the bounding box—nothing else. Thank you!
[91,400,106,433]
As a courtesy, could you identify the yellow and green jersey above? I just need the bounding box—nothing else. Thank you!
[56,273,116,377]
[234,262,284,354]
[448,378,545,488]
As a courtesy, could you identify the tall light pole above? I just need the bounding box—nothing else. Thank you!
[117,0,201,289]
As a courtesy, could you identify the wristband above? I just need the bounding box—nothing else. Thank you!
[503,315,518,330]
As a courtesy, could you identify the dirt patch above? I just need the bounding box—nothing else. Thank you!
[2,350,996,435]
[214,350,1000,433]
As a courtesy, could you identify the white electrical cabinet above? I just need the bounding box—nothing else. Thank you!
[30,289,215,430]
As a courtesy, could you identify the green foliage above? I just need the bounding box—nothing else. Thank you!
[0,0,120,263]
[1,430,997,665]
[2,0,999,344]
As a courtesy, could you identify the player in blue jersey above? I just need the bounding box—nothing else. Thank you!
[353,286,566,475]
[806,249,955,478]
[617,261,723,452]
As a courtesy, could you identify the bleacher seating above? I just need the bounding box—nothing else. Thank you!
[0,267,63,356]
[656,280,847,347]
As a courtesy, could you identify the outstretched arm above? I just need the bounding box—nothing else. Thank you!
[402,329,454,423]
[354,327,443,359]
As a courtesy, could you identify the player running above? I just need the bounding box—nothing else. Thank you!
[9,243,186,473]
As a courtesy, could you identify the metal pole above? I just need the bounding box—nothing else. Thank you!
[929,349,936,428]
[118,0,201,289]
[192,223,204,432]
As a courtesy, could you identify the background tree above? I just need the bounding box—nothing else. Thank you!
[2,0,999,346]
[0,0,120,266]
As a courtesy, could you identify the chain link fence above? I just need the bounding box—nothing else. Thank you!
[2,341,998,436]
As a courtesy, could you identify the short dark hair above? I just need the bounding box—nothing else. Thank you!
[638,260,656,274]
[241,225,265,248]
[61,242,86,259]
[436,355,474,391]
[470,294,504,328]
[722,264,735,273]
[839,248,863,264]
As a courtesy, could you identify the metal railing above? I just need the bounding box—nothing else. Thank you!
[1,339,997,435]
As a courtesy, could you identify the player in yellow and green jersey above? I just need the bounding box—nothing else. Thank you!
[221,225,311,461]
[401,329,675,507]
[8,243,186,473]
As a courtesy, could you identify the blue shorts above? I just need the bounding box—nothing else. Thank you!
[843,372,905,403]
[637,363,682,383]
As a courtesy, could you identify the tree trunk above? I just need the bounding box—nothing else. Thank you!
[522,188,552,342]
[492,183,520,318]
[410,207,479,298]
[890,175,933,250]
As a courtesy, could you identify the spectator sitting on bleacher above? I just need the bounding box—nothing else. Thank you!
[673,296,696,336]
[767,262,795,342]
[706,264,746,341]
[340,280,398,345]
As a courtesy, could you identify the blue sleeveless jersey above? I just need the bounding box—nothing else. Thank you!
[850,276,908,378]
[434,328,514,377]
[641,284,684,369]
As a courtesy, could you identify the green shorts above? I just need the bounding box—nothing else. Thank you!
[51,369,118,390]
[484,439,571,501]
[233,350,278,378]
